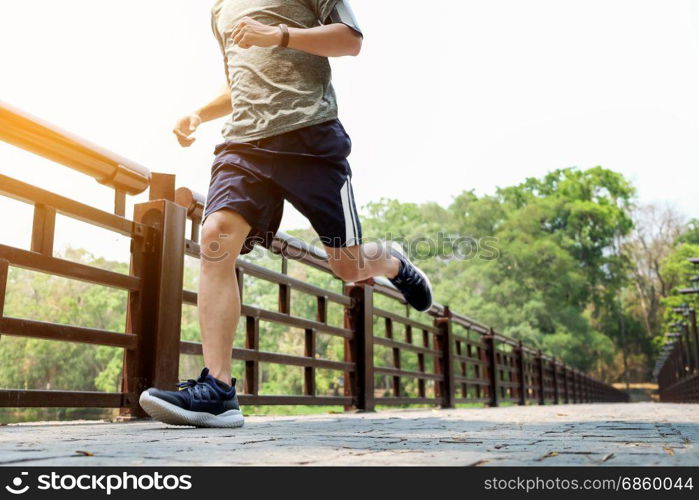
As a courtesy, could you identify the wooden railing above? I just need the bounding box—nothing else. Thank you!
[0,102,628,417]
[655,257,699,403]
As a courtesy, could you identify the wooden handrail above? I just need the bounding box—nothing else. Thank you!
[0,100,151,195]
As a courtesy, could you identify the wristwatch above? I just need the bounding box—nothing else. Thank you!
[279,24,290,48]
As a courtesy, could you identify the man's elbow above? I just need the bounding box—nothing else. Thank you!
[347,33,362,56]
[337,23,362,56]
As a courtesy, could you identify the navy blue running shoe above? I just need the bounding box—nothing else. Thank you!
[388,242,433,312]
[139,367,244,428]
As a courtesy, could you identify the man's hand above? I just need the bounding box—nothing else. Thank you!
[230,17,282,49]
[173,113,202,147]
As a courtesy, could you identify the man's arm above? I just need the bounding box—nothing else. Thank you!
[173,84,232,147]
[230,17,362,57]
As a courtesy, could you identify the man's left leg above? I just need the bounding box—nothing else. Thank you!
[325,242,398,282]
[325,241,433,312]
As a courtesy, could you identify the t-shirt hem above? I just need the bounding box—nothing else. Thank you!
[221,113,339,143]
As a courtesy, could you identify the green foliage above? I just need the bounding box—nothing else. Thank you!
[677,219,699,245]
[658,243,699,348]
[362,167,634,377]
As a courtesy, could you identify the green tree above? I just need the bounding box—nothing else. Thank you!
[362,167,636,378]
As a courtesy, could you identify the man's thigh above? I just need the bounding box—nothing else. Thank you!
[286,172,363,250]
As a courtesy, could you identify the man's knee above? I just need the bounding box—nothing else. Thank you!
[201,210,249,265]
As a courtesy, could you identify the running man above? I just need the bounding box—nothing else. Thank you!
[139,0,433,427]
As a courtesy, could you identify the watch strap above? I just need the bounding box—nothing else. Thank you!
[279,24,290,48]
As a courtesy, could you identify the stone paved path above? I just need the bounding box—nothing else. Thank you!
[1,403,697,466]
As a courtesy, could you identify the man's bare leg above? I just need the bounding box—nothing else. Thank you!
[324,242,399,282]
[199,209,251,383]
[138,207,249,427]
[325,241,433,312]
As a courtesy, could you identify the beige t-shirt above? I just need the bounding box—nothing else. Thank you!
[211,0,346,142]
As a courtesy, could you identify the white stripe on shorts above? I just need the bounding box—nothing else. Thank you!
[340,179,359,247]
[347,179,360,246]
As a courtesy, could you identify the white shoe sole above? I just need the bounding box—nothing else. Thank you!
[388,242,434,312]
[139,391,245,428]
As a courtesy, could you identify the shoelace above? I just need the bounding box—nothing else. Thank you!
[395,266,422,287]
[176,379,216,402]
[176,379,200,390]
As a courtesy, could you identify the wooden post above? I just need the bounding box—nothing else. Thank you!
[418,329,428,399]
[516,341,526,405]
[386,318,400,397]
[690,309,699,375]
[435,307,455,408]
[122,199,186,416]
[0,259,7,320]
[474,342,483,401]
[681,322,695,374]
[587,377,592,402]
[536,350,545,405]
[583,376,589,403]
[304,328,316,396]
[485,330,499,407]
[551,358,559,404]
[31,203,56,256]
[114,190,126,217]
[677,330,688,376]
[561,366,569,404]
[345,284,374,412]
[278,257,291,314]
[317,296,328,325]
[455,340,467,399]
[245,316,260,395]
[191,217,201,243]
[303,296,326,397]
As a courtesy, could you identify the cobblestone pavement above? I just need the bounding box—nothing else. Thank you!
[1,403,697,466]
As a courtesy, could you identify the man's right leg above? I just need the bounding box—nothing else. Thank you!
[199,209,251,384]
[138,208,250,428]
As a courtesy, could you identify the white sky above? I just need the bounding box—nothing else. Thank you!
[1,0,699,262]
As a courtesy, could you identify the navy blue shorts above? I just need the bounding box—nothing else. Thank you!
[204,119,362,255]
